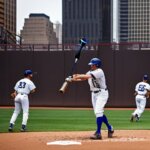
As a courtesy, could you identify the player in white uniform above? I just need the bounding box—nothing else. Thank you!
[8,70,36,132]
[71,58,114,140]
[130,75,150,122]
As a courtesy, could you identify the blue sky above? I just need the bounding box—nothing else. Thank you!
[17,0,62,34]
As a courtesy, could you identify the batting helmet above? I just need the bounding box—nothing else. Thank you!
[143,74,148,81]
[24,69,33,77]
[88,58,102,68]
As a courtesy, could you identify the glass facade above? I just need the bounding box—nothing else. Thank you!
[62,0,111,44]
[119,0,150,42]
[128,0,150,42]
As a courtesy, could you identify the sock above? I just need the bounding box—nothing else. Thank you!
[103,114,112,131]
[96,117,103,134]
[22,124,26,129]
[9,123,13,128]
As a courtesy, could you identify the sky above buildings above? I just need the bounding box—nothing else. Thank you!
[17,0,62,34]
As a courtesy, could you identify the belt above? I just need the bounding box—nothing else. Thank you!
[18,93,27,95]
[93,90,100,93]
[92,88,107,93]
[138,94,145,96]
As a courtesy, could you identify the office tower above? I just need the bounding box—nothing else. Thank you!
[0,0,4,27]
[0,0,17,44]
[54,21,62,44]
[20,13,58,44]
[62,0,112,44]
[118,0,150,42]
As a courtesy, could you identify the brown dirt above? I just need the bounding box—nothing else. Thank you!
[1,130,150,150]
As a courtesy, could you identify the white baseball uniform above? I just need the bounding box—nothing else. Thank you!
[86,68,108,117]
[10,78,36,126]
[132,81,150,118]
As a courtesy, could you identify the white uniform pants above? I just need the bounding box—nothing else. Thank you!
[91,90,109,118]
[10,93,29,125]
[133,96,146,118]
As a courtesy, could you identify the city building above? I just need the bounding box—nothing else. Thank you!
[54,21,62,44]
[62,0,112,44]
[0,0,4,27]
[0,0,17,44]
[128,0,150,42]
[117,0,150,42]
[20,13,58,44]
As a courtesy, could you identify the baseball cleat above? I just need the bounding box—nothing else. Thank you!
[20,124,27,132]
[8,123,14,132]
[135,114,139,122]
[108,126,114,138]
[90,133,102,140]
[108,129,114,138]
[20,128,27,132]
[130,115,134,122]
[8,127,13,132]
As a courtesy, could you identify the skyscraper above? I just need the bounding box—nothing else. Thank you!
[54,21,62,44]
[21,13,58,44]
[0,0,17,44]
[118,0,128,42]
[118,0,150,42]
[0,0,4,27]
[62,0,112,44]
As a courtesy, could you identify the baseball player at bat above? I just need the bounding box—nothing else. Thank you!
[8,70,36,132]
[71,58,114,140]
[130,74,150,122]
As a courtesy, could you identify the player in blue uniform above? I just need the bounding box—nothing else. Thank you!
[71,58,114,140]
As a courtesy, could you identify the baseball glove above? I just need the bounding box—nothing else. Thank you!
[10,92,16,99]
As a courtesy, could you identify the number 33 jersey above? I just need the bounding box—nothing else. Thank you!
[14,78,36,94]
[86,68,107,91]
[135,81,150,95]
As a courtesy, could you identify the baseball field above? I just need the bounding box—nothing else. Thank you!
[0,107,150,150]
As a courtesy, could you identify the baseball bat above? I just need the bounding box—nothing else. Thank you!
[59,38,87,93]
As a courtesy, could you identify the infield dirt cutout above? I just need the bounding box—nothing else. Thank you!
[1,130,150,150]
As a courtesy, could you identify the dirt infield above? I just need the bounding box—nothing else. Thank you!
[1,130,150,150]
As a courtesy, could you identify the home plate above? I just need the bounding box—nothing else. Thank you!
[47,140,81,145]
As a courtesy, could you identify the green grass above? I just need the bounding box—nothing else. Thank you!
[0,108,150,133]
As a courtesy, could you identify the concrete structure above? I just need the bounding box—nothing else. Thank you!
[62,0,112,44]
[54,21,62,44]
[0,0,4,27]
[20,13,58,44]
[0,0,17,44]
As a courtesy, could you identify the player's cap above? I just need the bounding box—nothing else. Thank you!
[88,58,101,68]
[24,69,33,76]
[143,74,148,80]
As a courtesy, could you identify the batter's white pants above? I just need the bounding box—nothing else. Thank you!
[91,90,109,118]
[10,93,29,125]
[132,97,146,118]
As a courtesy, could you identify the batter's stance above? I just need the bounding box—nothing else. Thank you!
[131,74,150,122]
[8,70,36,132]
[70,58,114,140]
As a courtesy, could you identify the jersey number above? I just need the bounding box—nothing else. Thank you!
[138,85,146,92]
[18,82,26,88]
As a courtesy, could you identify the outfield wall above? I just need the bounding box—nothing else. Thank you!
[0,47,150,107]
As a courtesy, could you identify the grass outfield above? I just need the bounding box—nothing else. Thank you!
[0,108,150,133]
